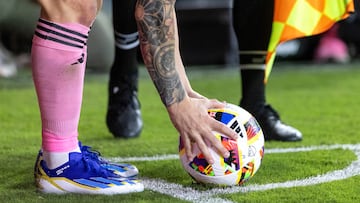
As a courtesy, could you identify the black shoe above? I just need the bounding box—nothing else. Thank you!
[243,104,302,142]
[106,73,143,138]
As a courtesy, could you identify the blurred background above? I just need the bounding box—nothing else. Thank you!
[1,0,360,78]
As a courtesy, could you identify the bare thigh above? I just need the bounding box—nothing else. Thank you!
[37,0,102,26]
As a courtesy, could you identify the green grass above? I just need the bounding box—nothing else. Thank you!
[1,62,360,202]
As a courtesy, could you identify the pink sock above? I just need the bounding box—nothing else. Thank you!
[32,19,90,154]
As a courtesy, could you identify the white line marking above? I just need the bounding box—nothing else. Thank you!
[142,178,234,203]
[108,144,360,203]
[108,144,359,162]
[109,154,178,162]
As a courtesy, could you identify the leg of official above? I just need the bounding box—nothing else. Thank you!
[233,0,302,142]
[32,0,144,194]
[106,0,143,138]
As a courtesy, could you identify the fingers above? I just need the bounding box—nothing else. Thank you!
[184,132,230,164]
[183,132,215,164]
[204,130,230,159]
[182,135,194,161]
[183,127,233,164]
[184,115,237,164]
[176,97,237,165]
[204,98,238,140]
[211,118,238,140]
[205,117,237,160]
[193,135,214,164]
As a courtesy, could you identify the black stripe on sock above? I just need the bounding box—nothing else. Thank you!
[37,25,87,46]
[35,31,84,49]
[38,18,88,39]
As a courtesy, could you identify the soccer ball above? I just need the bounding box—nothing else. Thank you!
[179,103,265,186]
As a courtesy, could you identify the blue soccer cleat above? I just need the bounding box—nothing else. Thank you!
[34,152,144,195]
[79,143,139,178]
[34,142,139,179]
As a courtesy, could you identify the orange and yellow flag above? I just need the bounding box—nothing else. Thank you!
[265,0,354,81]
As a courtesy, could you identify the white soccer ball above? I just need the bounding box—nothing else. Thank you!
[179,103,265,186]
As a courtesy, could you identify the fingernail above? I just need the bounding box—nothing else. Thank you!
[233,133,239,139]
[224,151,230,158]
[187,156,193,162]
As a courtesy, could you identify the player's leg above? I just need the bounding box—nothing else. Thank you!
[32,0,143,194]
[233,0,302,141]
[106,0,143,138]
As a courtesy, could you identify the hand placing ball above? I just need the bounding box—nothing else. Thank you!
[179,103,265,186]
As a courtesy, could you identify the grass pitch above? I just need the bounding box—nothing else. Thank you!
[0,62,360,202]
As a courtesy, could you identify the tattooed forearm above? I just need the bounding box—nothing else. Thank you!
[135,0,185,107]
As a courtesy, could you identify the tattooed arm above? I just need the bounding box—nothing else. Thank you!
[135,0,237,163]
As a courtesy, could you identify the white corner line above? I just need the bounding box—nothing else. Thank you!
[107,144,360,203]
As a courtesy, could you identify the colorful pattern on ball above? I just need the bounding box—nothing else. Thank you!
[179,104,265,186]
